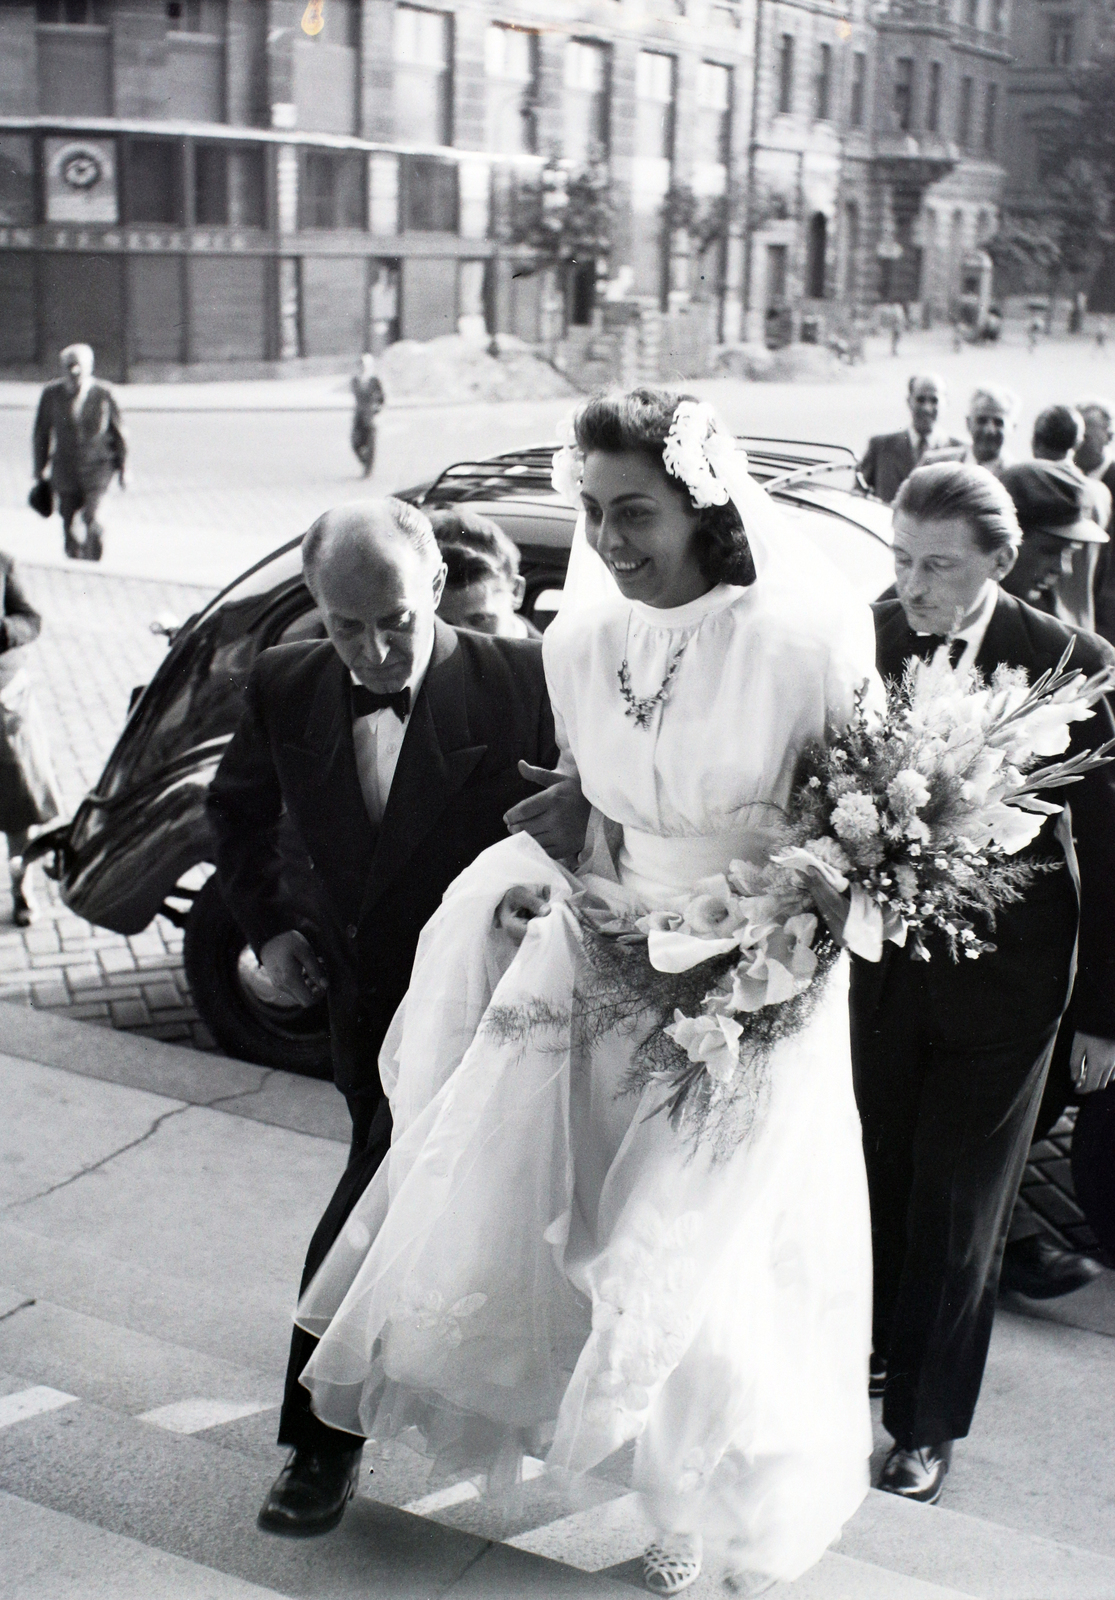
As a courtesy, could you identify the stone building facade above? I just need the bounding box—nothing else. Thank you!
[0,0,1012,378]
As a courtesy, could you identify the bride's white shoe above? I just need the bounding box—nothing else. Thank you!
[642,1531,703,1595]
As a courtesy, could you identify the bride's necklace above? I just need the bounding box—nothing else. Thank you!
[617,618,689,730]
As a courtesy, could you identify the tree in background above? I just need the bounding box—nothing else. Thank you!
[502,155,613,350]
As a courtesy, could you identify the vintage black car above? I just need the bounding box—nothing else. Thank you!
[29,440,894,1074]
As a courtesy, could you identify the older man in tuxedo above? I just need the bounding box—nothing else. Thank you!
[859,373,960,504]
[853,462,1115,1506]
[208,499,584,1535]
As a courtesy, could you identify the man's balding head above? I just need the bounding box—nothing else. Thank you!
[301,500,447,695]
[302,498,438,588]
[907,373,945,440]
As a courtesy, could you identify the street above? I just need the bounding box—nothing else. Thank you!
[2,328,1115,590]
[1,327,1114,1596]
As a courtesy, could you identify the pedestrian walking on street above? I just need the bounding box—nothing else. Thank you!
[350,353,384,478]
[0,552,62,926]
[31,344,126,562]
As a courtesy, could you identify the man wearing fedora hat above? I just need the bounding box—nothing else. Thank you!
[999,461,1110,626]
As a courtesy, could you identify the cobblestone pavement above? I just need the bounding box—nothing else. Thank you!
[0,562,217,1050]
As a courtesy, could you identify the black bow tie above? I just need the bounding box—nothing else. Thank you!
[915,634,966,669]
[351,683,411,721]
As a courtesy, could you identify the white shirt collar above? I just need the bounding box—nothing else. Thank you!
[950,581,999,651]
[350,629,435,717]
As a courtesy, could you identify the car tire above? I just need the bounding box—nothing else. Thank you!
[182,875,333,1078]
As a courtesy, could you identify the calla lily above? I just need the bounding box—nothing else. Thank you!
[648,929,739,973]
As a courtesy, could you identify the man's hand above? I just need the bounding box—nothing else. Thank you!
[505,763,590,860]
[259,931,329,1007]
[495,884,552,945]
[1070,1031,1115,1094]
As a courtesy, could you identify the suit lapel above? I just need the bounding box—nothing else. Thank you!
[281,652,376,905]
[974,591,1032,676]
[361,621,487,918]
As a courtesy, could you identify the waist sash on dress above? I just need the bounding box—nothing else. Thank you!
[618,824,782,906]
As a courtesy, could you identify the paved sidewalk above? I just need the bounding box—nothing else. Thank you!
[0,561,216,1050]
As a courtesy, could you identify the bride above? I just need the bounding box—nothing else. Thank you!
[295,389,876,1594]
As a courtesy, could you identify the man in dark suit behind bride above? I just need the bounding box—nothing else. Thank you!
[852,461,1115,1507]
[208,499,584,1536]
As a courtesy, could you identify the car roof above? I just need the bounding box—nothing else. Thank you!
[193,437,893,627]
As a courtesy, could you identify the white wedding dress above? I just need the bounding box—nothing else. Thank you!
[295,496,877,1582]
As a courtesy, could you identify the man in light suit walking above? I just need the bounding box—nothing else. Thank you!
[32,344,125,562]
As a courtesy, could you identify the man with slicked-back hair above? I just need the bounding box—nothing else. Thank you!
[853,461,1115,1507]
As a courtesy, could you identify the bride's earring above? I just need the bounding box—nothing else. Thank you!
[642,1530,702,1595]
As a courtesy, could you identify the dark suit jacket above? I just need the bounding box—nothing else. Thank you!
[860,430,965,505]
[0,555,41,665]
[862,593,1115,1042]
[32,380,125,496]
[206,620,558,1096]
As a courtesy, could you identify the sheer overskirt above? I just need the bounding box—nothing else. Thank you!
[296,831,872,1580]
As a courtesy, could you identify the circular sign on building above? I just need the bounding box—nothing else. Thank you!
[44,137,118,224]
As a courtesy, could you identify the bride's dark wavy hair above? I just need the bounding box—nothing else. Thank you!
[572,388,756,587]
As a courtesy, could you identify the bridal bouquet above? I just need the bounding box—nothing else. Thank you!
[578,645,1115,1150]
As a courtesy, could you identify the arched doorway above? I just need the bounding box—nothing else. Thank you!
[807,212,827,299]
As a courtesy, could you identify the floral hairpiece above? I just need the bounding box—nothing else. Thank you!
[662,400,731,509]
[551,399,731,510]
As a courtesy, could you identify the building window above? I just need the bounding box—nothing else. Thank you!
[394,5,452,146]
[126,139,181,224]
[958,75,973,148]
[695,61,732,167]
[991,0,1006,33]
[778,34,794,115]
[926,61,941,133]
[564,39,609,164]
[484,23,537,155]
[850,51,866,128]
[844,200,860,297]
[35,1,107,21]
[0,135,35,225]
[964,0,979,25]
[982,80,998,154]
[400,155,458,231]
[815,43,832,121]
[766,242,787,306]
[166,0,226,32]
[894,58,914,132]
[1048,15,1074,65]
[807,212,827,298]
[194,143,265,227]
[302,150,366,229]
[636,51,675,162]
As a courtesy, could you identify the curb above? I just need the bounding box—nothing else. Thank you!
[0,1000,349,1145]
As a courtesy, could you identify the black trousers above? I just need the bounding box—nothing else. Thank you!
[277,1093,392,1456]
[850,940,1071,1451]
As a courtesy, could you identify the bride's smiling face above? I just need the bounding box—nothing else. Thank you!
[580,449,710,608]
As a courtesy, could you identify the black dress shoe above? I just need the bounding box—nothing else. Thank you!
[879,1441,953,1505]
[1000,1235,1102,1300]
[868,1355,887,1399]
[257,1447,362,1536]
